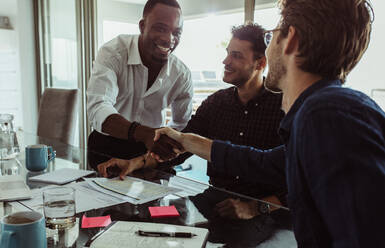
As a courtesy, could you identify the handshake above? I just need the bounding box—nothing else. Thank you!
[148,127,185,162]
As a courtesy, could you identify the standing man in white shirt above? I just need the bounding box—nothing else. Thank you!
[87,0,193,170]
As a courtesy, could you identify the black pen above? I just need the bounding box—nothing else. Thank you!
[136,230,197,238]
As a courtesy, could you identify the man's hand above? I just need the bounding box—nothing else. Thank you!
[151,127,185,161]
[134,126,183,161]
[151,134,184,161]
[214,198,258,220]
[152,127,213,162]
[97,156,145,180]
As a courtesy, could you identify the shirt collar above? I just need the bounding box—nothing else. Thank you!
[279,79,342,141]
[231,78,272,108]
[127,35,142,65]
[127,35,171,77]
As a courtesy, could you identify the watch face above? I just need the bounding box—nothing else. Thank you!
[258,202,270,214]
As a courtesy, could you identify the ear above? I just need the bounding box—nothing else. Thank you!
[139,19,145,34]
[255,56,266,71]
[283,26,298,55]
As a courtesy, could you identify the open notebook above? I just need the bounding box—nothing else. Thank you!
[90,221,209,248]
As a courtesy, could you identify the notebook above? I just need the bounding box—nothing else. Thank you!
[0,175,32,201]
[89,221,209,248]
[29,168,95,185]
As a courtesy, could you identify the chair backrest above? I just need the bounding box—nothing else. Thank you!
[37,88,79,145]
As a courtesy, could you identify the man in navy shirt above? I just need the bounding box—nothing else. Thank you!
[152,0,385,247]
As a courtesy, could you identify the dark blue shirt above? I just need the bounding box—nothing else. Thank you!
[211,79,385,247]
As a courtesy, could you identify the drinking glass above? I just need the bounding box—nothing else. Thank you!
[43,187,77,247]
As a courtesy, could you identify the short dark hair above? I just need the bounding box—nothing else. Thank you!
[277,0,374,83]
[143,0,181,18]
[231,23,267,60]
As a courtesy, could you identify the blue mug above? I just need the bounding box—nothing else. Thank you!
[0,211,47,248]
[25,144,55,171]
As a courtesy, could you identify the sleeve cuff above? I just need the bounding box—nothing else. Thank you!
[93,105,119,133]
[210,140,232,173]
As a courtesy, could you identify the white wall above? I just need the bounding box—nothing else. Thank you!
[346,0,385,96]
[17,0,38,133]
[97,0,144,47]
[0,0,38,133]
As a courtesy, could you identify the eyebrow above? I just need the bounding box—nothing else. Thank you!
[153,22,182,31]
[228,50,244,57]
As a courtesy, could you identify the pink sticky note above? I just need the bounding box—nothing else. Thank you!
[148,205,180,218]
[81,215,112,228]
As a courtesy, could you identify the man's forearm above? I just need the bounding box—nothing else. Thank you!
[181,133,213,161]
[102,114,153,143]
[102,114,131,139]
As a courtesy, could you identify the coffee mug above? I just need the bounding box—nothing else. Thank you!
[0,211,47,248]
[25,144,55,171]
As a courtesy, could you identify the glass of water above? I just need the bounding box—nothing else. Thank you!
[43,187,78,247]
[43,187,76,229]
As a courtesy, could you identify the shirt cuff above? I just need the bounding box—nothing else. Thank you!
[210,140,232,173]
[93,105,119,133]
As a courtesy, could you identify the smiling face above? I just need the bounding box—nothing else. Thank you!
[139,3,183,66]
[222,37,259,87]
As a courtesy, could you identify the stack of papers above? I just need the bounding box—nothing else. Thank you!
[29,168,95,185]
[0,175,31,201]
[18,182,125,214]
[85,176,181,205]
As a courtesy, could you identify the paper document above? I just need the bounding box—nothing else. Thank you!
[90,221,209,248]
[18,181,125,214]
[0,175,31,201]
[85,177,181,205]
[29,168,95,185]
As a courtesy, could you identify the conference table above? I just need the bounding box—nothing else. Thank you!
[0,132,295,248]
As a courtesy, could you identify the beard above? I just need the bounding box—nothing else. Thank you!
[223,66,255,88]
[265,46,286,93]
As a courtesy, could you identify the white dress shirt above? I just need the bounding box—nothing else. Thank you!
[87,34,193,133]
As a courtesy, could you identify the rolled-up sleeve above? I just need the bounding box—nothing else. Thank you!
[87,48,121,133]
[211,140,287,189]
[168,71,193,131]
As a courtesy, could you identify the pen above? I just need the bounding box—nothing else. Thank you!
[136,230,197,238]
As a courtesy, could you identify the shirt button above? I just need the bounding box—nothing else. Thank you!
[235,176,239,180]
[244,110,248,115]
[255,103,259,107]
[239,132,244,136]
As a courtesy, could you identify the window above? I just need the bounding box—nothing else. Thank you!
[174,12,244,112]
[102,20,139,46]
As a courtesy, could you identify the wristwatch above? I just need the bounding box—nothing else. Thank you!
[257,201,271,215]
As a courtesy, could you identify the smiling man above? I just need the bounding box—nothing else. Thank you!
[86,0,193,170]
[152,0,385,247]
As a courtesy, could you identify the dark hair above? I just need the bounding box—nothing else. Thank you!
[231,23,267,60]
[143,0,181,18]
[277,0,374,83]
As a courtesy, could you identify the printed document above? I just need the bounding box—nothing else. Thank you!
[85,176,181,205]
[29,168,95,185]
[18,181,125,214]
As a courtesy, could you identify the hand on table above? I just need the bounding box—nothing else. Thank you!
[97,156,145,180]
[214,198,258,220]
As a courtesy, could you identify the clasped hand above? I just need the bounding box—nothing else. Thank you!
[150,127,185,161]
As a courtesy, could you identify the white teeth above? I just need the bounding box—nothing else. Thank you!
[157,45,170,52]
